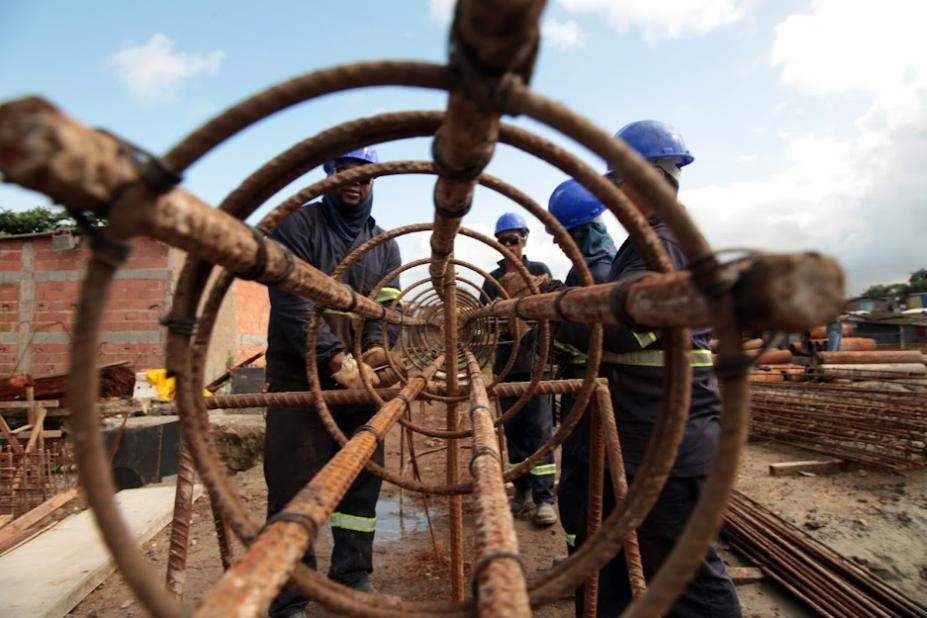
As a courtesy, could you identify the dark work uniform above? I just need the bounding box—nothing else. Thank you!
[553,249,613,551]
[560,218,741,617]
[481,257,556,506]
[264,202,401,617]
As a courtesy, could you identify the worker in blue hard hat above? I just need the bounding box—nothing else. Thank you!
[568,121,742,617]
[481,212,559,528]
[264,146,403,616]
[545,178,617,557]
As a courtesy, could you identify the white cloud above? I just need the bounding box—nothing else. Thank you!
[542,18,587,51]
[685,0,927,294]
[556,0,747,41]
[770,0,927,98]
[109,34,225,104]
[428,0,455,25]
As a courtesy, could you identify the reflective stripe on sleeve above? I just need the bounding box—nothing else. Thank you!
[330,511,377,533]
[601,349,713,368]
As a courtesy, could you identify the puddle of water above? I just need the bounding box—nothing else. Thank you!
[376,496,429,541]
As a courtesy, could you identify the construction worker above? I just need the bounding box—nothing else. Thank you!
[263,146,402,617]
[545,178,617,554]
[481,212,558,528]
[567,121,742,617]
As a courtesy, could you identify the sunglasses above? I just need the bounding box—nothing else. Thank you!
[332,161,373,184]
[497,235,523,246]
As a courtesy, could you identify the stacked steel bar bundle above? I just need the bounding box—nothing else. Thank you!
[749,382,927,470]
[0,0,848,615]
[724,490,927,617]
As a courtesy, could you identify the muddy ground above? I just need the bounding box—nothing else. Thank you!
[70,402,927,617]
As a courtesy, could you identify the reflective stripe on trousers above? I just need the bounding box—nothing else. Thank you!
[330,511,377,533]
[601,349,713,368]
[509,461,557,477]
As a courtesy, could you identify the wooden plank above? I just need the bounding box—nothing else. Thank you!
[0,401,59,409]
[0,430,62,441]
[0,514,13,528]
[0,488,79,555]
[0,485,202,618]
[769,459,845,477]
[0,414,24,455]
[727,566,767,585]
[23,406,46,453]
[11,424,33,434]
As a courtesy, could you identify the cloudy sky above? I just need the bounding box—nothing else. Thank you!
[1,0,924,294]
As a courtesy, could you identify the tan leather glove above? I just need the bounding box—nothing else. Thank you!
[362,347,407,387]
[331,353,381,389]
[498,272,550,339]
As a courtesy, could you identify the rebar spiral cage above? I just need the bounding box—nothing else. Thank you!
[0,1,846,616]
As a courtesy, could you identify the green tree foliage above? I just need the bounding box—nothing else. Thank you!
[908,268,927,293]
[862,269,927,301]
[0,207,102,236]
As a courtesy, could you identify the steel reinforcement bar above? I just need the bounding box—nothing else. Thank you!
[0,97,420,330]
[428,0,544,294]
[194,360,441,618]
[464,351,530,617]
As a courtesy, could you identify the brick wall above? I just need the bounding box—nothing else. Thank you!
[0,232,270,381]
[0,233,172,377]
[233,280,269,366]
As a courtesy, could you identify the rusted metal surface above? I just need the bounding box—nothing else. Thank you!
[464,352,530,617]
[750,382,927,470]
[166,442,196,598]
[195,363,440,618]
[464,252,845,331]
[595,385,647,600]
[0,99,417,331]
[583,395,605,617]
[205,379,590,409]
[0,441,75,517]
[724,490,927,617]
[816,350,924,365]
[428,0,544,293]
[0,0,857,615]
[442,265,466,601]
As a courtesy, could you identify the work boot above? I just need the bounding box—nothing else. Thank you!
[511,488,534,516]
[533,502,558,528]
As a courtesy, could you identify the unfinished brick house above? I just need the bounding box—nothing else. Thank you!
[0,230,268,383]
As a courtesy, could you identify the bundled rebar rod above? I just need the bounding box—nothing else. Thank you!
[749,383,927,470]
[723,490,927,618]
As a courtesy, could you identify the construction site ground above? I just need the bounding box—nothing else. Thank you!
[68,403,927,617]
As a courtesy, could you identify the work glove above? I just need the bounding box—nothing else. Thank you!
[362,347,407,388]
[498,272,551,340]
[331,353,381,389]
[499,271,551,299]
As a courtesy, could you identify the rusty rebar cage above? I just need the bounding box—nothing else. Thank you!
[0,1,847,616]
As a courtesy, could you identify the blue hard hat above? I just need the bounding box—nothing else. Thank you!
[494,212,529,236]
[323,146,379,175]
[608,120,694,173]
[546,179,606,233]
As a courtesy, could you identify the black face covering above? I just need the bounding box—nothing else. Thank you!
[320,190,374,242]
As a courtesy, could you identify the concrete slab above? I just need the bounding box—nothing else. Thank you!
[0,484,201,618]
